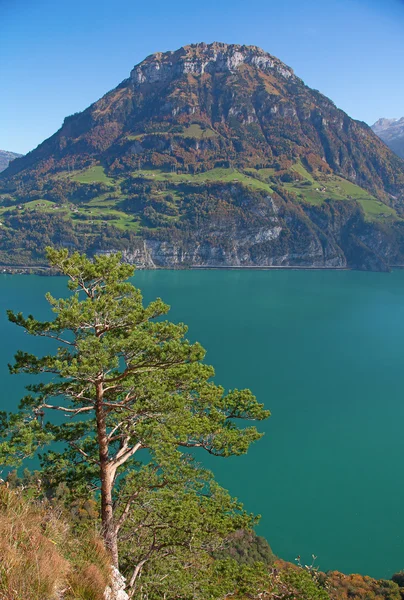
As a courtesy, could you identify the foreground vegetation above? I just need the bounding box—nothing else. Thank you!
[0,248,270,598]
[0,484,111,600]
[1,249,404,599]
[2,479,404,600]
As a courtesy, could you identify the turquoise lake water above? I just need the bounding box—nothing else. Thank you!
[1,269,404,578]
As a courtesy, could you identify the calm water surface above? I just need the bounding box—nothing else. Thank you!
[1,269,404,578]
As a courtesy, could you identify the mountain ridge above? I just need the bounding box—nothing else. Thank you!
[372,117,404,159]
[130,42,297,85]
[2,42,404,271]
[5,42,404,202]
[0,149,23,173]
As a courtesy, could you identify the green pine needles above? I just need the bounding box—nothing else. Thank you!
[0,247,270,597]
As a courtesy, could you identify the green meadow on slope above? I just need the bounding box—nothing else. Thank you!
[1,161,396,236]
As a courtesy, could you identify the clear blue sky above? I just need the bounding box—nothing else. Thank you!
[1,0,404,154]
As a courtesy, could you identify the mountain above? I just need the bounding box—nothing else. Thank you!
[0,150,22,173]
[372,117,404,159]
[2,42,404,271]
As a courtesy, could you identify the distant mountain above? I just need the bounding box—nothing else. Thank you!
[0,150,22,173]
[372,117,404,159]
[2,42,404,271]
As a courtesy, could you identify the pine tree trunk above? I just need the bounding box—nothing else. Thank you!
[101,466,119,567]
[96,382,119,568]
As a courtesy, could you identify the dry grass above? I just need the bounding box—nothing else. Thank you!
[0,486,111,600]
[66,535,111,600]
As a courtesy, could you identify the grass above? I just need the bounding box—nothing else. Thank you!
[4,160,398,230]
[245,167,277,180]
[0,486,111,600]
[132,167,273,193]
[325,177,377,200]
[0,199,59,219]
[25,199,56,208]
[57,162,399,223]
[86,193,121,208]
[279,161,399,221]
[0,195,140,232]
[125,124,218,141]
[0,200,75,218]
[179,124,218,139]
[2,164,274,234]
[125,133,167,140]
[71,166,115,186]
[283,180,325,205]
[357,198,398,220]
[290,162,316,182]
[79,193,140,230]
[71,206,140,231]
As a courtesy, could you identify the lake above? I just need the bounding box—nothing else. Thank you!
[1,269,404,579]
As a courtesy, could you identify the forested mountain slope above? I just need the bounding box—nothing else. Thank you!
[2,43,404,270]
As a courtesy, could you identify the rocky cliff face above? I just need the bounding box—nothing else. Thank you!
[372,117,404,159]
[100,188,402,273]
[131,43,295,86]
[104,566,129,600]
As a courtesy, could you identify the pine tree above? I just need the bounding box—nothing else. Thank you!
[0,248,269,567]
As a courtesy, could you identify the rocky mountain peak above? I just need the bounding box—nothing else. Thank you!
[0,149,23,173]
[2,43,404,273]
[372,117,404,159]
[372,117,404,133]
[130,41,296,86]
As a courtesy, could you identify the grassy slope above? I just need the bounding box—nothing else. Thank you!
[0,198,140,232]
[250,162,399,221]
[0,166,141,231]
[132,167,274,193]
[179,124,218,139]
[71,165,115,186]
[0,486,111,600]
[0,163,399,235]
[124,124,218,142]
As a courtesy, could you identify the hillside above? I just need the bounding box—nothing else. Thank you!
[0,485,113,600]
[3,483,404,600]
[2,43,404,271]
[372,118,404,159]
[0,149,22,172]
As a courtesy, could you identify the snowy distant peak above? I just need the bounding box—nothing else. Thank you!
[372,117,404,159]
[0,149,23,173]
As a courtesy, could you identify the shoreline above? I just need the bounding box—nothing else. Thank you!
[1,263,402,275]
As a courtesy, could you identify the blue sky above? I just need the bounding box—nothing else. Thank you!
[1,0,404,154]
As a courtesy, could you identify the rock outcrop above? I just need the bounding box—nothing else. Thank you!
[131,42,295,86]
[104,566,129,600]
